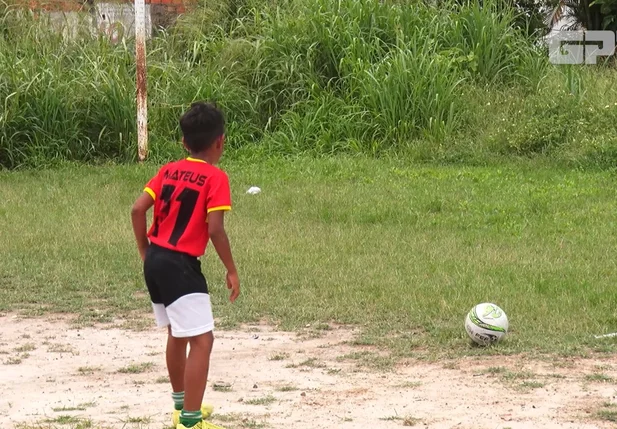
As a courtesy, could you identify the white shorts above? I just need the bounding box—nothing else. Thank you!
[152,293,215,338]
[144,244,215,338]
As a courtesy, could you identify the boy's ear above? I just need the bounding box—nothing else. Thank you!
[182,137,190,152]
[216,135,225,149]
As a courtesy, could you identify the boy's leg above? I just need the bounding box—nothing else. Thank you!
[168,327,215,426]
[177,331,214,428]
[167,326,188,416]
[156,250,215,427]
[147,246,215,425]
[184,331,214,411]
[167,326,188,394]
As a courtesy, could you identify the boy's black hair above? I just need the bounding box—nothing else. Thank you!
[179,102,225,153]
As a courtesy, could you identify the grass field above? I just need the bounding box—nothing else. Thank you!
[2,156,617,359]
[3,1,617,427]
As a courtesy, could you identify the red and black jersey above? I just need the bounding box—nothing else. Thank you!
[144,157,231,257]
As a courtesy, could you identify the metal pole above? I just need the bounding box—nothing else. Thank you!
[135,0,148,161]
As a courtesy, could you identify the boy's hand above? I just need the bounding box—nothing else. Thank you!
[139,245,148,262]
[208,210,240,303]
[226,271,240,303]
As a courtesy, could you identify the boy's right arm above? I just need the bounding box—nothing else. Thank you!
[132,167,162,262]
[131,192,154,261]
[208,210,240,303]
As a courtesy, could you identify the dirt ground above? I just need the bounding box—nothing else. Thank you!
[1,314,616,429]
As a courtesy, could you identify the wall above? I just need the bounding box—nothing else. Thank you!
[15,0,192,40]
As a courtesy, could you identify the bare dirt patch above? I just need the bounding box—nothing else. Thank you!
[0,314,616,429]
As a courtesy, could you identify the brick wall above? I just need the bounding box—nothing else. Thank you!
[12,0,196,35]
[17,0,192,18]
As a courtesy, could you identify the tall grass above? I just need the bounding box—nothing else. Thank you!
[0,0,616,169]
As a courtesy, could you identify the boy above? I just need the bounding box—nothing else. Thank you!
[131,102,240,429]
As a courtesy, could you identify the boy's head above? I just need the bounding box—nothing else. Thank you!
[179,102,225,162]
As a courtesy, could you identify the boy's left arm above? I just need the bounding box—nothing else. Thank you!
[131,193,154,261]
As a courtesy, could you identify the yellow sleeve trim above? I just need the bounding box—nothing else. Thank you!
[207,205,231,213]
[144,187,156,200]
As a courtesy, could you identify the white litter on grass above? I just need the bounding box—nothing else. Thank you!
[594,332,617,339]
[247,186,261,195]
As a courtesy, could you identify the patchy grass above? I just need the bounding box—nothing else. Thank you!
[44,416,92,426]
[501,370,537,381]
[480,367,548,391]
[17,423,93,429]
[585,373,614,383]
[313,322,331,331]
[241,420,268,428]
[47,343,76,354]
[123,416,152,424]
[77,366,101,375]
[403,416,422,426]
[597,402,617,423]
[268,353,289,361]
[380,415,403,421]
[14,343,36,353]
[212,382,233,392]
[338,351,396,371]
[597,410,617,422]
[286,358,327,369]
[337,351,373,361]
[395,381,422,389]
[3,160,617,358]
[244,395,277,406]
[52,402,96,412]
[4,354,28,365]
[276,385,299,392]
[211,412,268,429]
[117,362,154,374]
[485,366,507,375]
[519,380,545,389]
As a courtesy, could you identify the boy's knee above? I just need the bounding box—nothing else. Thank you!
[189,331,214,348]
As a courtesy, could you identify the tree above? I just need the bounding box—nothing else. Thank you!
[547,0,617,31]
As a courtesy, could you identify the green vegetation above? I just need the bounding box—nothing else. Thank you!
[243,395,277,406]
[44,416,87,425]
[52,402,97,412]
[14,343,36,352]
[268,353,289,361]
[597,401,617,423]
[584,373,614,383]
[117,362,154,374]
[276,385,298,392]
[211,413,268,429]
[1,0,616,169]
[2,158,617,358]
[77,366,101,375]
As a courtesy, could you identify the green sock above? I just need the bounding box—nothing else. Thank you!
[179,410,202,428]
[172,391,184,411]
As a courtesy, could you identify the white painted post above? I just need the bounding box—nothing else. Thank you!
[135,0,148,161]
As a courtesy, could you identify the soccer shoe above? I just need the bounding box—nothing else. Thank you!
[172,404,214,427]
[176,420,226,429]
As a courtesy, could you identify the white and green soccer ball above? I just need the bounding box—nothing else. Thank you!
[465,303,509,346]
